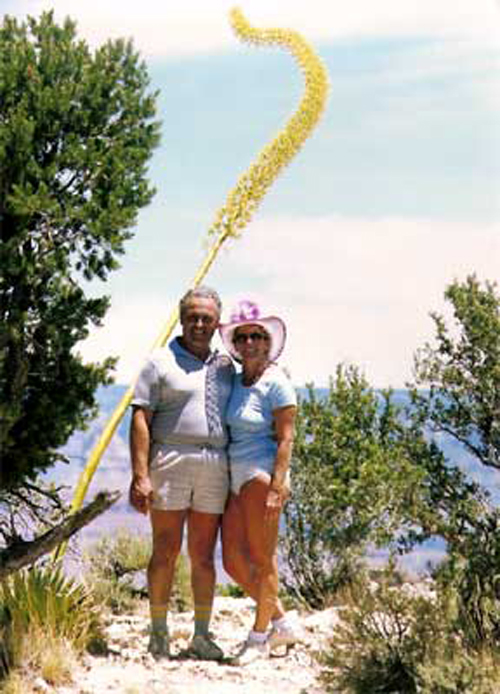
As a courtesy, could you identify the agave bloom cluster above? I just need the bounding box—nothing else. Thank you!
[208,7,329,241]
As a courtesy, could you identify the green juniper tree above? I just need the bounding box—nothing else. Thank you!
[410,275,500,648]
[282,364,482,609]
[317,280,500,691]
[412,274,500,470]
[0,12,160,499]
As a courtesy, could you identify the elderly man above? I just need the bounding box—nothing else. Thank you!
[129,286,233,660]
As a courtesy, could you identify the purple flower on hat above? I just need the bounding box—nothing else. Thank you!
[230,300,261,323]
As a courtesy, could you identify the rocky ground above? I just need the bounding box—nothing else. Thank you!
[52,596,342,694]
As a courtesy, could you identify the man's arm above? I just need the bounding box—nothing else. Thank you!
[129,406,153,515]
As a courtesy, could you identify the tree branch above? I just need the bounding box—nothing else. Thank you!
[0,490,121,580]
[433,421,498,469]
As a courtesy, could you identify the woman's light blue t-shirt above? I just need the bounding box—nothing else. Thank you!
[226,364,297,469]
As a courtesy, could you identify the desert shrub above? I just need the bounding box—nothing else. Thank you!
[0,563,103,684]
[322,577,433,693]
[83,531,151,613]
[321,566,500,693]
[281,540,367,610]
[282,366,435,609]
[416,652,500,694]
[84,531,192,613]
[433,508,500,651]
[282,362,485,611]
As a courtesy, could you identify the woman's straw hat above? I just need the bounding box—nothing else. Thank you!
[219,300,286,363]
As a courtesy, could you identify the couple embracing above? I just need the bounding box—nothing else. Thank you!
[129,286,298,665]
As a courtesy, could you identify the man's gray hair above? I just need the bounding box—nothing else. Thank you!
[179,286,222,318]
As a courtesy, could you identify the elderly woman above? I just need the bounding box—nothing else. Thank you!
[219,301,299,665]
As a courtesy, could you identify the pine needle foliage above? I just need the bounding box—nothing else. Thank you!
[0,11,160,491]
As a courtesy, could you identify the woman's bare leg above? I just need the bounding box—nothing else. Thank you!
[222,476,284,632]
[222,488,285,623]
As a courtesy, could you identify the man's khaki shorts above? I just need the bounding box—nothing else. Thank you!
[149,443,229,514]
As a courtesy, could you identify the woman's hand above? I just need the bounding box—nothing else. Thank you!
[265,479,290,512]
[266,487,283,510]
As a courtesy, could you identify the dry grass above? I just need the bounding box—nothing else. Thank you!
[0,564,103,692]
[38,634,76,686]
[0,626,77,692]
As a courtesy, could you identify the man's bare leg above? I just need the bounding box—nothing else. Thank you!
[187,510,220,635]
[185,510,224,660]
[148,508,186,657]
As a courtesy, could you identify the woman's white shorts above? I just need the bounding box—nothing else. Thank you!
[230,462,290,496]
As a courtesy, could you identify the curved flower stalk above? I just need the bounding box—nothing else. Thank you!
[56,9,329,558]
[209,7,329,241]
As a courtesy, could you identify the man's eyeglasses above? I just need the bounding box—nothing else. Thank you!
[233,332,269,345]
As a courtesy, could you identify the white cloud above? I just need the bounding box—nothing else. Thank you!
[75,295,173,382]
[79,215,499,389]
[225,216,499,388]
[10,0,500,57]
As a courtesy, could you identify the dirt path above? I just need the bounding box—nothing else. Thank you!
[54,596,341,694]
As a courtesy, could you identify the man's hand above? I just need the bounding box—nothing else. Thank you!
[129,475,153,515]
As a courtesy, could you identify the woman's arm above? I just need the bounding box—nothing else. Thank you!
[268,405,297,507]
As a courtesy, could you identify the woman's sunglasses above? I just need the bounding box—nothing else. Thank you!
[233,332,269,345]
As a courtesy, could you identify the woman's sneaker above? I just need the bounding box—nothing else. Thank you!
[230,637,269,666]
[148,629,170,659]
[268,623,301,653]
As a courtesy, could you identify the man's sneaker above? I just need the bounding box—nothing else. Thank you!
[148,629,170,660]
[186,634,224,661]
[268,623,301,653]
[230,638,269,666]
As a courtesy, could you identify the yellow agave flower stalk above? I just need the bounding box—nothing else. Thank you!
[209,7,329,241]
[56,8,329,559]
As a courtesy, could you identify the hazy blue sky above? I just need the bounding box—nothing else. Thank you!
[6,0,500,387]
